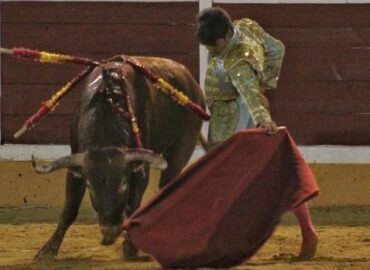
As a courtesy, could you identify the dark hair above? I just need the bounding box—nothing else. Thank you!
[196,7,233,46]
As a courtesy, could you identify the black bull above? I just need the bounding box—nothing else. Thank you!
[32,56,206,260]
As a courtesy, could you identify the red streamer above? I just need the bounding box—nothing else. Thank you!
[24,103,51,129]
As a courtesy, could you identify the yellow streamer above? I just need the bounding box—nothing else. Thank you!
[45,82,73,109]
[40,51,73,63]
[157,78,189,105]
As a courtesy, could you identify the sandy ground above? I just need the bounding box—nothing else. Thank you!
[0,223,369,270]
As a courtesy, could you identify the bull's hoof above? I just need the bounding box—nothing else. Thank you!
[122,240,138,260]
[122,237,152,261]
[33,249,57,262]
[124,254,153,262]
[122,231,153,262]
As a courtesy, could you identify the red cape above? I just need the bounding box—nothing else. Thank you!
[124,128,319,268]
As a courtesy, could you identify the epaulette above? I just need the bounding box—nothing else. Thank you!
[223,41,264,73]
[234,19,264,39]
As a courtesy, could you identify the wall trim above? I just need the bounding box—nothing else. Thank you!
[1,0,370,3]
[0,0,198,2]
[214,0,370,3]
[1,144,370,164]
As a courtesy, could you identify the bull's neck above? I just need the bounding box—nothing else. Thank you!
[81,99,136,149]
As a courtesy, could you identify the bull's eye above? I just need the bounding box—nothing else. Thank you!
[117,182,127,196]
[110,72,120,81]
[86,180,92,189]
[69,169,82,179]
[117,187,125,196]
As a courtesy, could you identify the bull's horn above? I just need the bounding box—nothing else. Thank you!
[124,149,167,170]
[32,153,85,174]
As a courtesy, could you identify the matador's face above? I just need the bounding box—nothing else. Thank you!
[204,29,234,57]
[205,38,228,57]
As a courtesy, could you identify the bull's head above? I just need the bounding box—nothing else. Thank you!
[32,147,167,245]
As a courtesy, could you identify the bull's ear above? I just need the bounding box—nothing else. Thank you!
[124,149,167,170]
[32,153,85,174]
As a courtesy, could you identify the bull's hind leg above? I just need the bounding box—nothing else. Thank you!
[34,171,86,261]
[123,167,151,261]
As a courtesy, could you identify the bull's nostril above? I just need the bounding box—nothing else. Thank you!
[101,237,115,246]
[99,224,122,246]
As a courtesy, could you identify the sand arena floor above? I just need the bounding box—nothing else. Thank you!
[0,223,370,270]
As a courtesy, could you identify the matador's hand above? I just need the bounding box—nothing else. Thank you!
[259,120,278,135]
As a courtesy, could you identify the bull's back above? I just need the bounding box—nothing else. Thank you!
[132,56,204,106]
[131,56,205,153]
[70,56,205,155]
[70,65,133,152]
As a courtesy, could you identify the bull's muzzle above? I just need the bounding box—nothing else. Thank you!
[100,224,123,245]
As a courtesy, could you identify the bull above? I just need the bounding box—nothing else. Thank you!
[32,55,205,260]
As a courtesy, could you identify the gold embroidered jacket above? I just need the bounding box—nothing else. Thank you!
[205,18,285,126]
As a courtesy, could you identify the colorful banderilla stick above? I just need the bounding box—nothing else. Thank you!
[2,46,209,139]
[0,47,99,138]
[14,66,95,139]
[0,47,100,66]
[1,47,209,120]
[127,60,210,121]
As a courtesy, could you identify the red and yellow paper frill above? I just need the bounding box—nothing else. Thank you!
[127,61,210,121]
[155,78,189,105]
[14,67,94,138]
[11,47,96,65]
[3,47,210,142]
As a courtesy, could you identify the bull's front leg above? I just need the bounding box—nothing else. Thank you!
[122,167,150,261]
[34,170,86,261]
